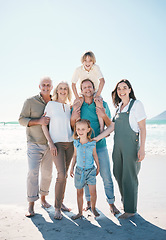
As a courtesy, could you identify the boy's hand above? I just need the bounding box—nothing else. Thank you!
[73,97,84,110]
[94,96,103,108]
[96,107,106,118]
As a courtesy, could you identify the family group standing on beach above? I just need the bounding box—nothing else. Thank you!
[19,51,146,221]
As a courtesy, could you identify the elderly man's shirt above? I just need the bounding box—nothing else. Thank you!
[19,94,49,145]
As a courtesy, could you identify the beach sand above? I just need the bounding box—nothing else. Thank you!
[0,152,166,240]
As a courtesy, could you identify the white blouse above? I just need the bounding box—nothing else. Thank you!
[45,101,73,143]
[114,99,146,133]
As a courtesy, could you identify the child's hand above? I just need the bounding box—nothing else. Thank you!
[96,167,100,176]
[96,106,106,118]
[70,168,74,178]
[73,97,84,110]
[94,96,103,108]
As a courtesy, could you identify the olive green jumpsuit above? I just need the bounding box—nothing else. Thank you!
[112,99,141,213]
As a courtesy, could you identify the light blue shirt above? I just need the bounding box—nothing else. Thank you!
[74,139,96,169]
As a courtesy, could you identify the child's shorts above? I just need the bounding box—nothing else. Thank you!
[74,166,96,189]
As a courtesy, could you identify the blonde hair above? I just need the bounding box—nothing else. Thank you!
[52,81,72,104]
[81,51,96,64]
[73,119,92,140]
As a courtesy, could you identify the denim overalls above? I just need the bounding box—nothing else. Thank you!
[112,99,141,213]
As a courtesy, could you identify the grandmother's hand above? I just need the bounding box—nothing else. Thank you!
[40,112,50,125]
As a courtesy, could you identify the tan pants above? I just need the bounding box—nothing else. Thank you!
[52,142,74,209]
[27,142,53,202]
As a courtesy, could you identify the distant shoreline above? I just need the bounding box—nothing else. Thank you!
[146,119,166,125]
[0,121,19,125]
[1,120,166,125]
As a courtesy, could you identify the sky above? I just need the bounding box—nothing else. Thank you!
[0,0,166,121]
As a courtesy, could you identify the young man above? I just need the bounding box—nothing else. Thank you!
[71,79,119,215]
[19,77,53,217]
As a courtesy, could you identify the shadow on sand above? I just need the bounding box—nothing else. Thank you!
[96,212,166,240]
[31,207,166,240]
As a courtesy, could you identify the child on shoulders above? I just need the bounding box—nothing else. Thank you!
[71,51,105,132]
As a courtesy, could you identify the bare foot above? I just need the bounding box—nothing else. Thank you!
[61,203,71,212]
[54,209,63,220]
[119,213,135,219]
[41,200,51,208]
[109,203,120,215]
[71,213,82,220]
[92,208,100,218]
[25,202,35,217]
[83,201,91,211]
[41,196,51,208]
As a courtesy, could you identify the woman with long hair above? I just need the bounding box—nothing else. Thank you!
[94,79,146,219]
[42,81,74,220]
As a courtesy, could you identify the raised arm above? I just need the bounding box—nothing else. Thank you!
[137,119,146,162]
[95,78,105,97]
[94,97,111,127]
[72,83,80,99]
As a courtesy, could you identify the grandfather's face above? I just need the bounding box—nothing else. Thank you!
[39,78,53,96]
[81,80,95,97]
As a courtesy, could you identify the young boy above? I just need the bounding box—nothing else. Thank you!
[71,51,105,132]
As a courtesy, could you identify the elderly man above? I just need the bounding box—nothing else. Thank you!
[71,79,119,215]
[19,77,53,217]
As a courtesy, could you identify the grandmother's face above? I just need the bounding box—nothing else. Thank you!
[56,83,68,99]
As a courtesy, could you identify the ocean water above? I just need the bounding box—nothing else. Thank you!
[106,120,166,156]
[146,121,166,155]
[0,123,27,162]
[0,121,166,163]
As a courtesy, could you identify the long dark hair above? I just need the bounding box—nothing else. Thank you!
[112,79,136,107]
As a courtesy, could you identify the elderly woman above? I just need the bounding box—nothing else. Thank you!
[42,81,74,220]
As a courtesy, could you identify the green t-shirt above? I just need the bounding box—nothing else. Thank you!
[80,101,111,149]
